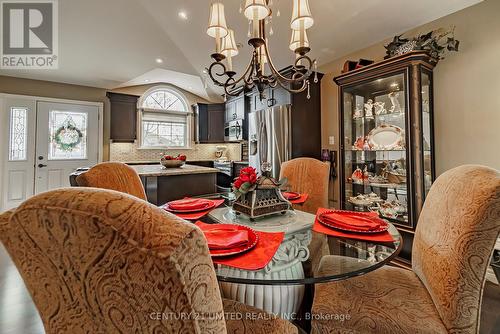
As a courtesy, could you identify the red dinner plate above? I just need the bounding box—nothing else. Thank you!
[202,224,259,257]
[163,199,216,213]
[318,210,389,234]
[283,191,301,200]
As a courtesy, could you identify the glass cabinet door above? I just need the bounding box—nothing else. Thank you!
[421,69,433,198]
[342,72,410,226]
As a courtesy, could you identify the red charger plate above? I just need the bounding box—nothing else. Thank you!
[163,199,216,213]
[203,224,259,257]
[318,210,389,234]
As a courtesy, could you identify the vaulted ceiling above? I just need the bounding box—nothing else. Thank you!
[0,0,482,101]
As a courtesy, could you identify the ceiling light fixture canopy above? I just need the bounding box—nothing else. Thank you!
[205,0,317,100]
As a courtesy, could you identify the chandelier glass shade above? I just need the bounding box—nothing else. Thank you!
[206,0,317,99]
[290,0,314,30]
[289,28,309,52]
[244,0,270,21]
[207,2,229,53]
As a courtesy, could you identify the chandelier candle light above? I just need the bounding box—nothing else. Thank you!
[206,0,317,100]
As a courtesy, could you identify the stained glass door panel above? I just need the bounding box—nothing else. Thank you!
[35,102,99,194]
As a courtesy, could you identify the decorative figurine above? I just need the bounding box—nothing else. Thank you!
[353,136,365,150]
[364,99,374,119]
[374,101,386,115]
[389,91,402,114]
[363,136,371,151]
[353,104,363,119]
[351,166,364,184]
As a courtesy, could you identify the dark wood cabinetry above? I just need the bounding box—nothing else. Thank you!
[194,103,225,143]
[334,51,437,264]
[107,92,139,142]
[291,73,323,159]
[245,72,323,160]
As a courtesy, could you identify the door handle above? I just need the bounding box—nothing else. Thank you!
[38,164,48,168]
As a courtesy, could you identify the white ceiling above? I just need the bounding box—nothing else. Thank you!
[0,0,481,101]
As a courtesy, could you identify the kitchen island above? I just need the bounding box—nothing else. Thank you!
[130,164,218,205]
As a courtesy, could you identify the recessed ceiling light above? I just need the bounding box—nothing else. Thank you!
[155,58,163,64]
[178,11,188,20]
[145,79,150,82]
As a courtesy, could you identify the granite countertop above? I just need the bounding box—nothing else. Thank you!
[130,164,218,176]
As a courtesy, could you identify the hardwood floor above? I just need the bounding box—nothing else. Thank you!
[0,243,498,334]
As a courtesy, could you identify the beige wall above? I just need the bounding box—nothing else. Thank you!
[0,75,110,158]
[320,0,500,206]
[0,76,213,161]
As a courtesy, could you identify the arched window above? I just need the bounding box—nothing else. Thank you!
[139,87,190,148]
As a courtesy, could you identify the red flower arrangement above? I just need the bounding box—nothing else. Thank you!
[232,166,258,196]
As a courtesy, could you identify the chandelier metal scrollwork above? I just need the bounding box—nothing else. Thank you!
[206,0,317,100]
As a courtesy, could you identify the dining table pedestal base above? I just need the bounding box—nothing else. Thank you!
[217,227,312,319]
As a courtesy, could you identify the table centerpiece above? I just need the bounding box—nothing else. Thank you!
[232,163,290,220]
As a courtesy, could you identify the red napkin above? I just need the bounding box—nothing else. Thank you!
[164,199,224,220]
[195,221,285,270]
[283,191,301,200]
[314,208,396,243]
[201,225,250,249]
[320,211,381,231]
[168,198,211,211]
[289,193,309,204]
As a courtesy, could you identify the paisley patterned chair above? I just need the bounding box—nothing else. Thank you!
[311,165,500,334]
[75,162,148,200]
[280,157,330,215]
[0,188,297,334]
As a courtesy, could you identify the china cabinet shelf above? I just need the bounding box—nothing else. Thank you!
[335,51,437,263]
[346,149,407,152]
[347,181,407,190]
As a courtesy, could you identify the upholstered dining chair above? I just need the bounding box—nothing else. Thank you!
[75,162,147,200]
[311,165,500,334]
[280,158,331,276]
[0,188,297,334]
[279,157,330,214]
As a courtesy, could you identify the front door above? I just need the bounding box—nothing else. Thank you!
[1,98,100,210]
[34,102,99,194]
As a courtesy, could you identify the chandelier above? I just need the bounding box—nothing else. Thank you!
[206,0,317,100]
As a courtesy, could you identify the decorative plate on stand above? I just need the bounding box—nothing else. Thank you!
[367,124,405,150]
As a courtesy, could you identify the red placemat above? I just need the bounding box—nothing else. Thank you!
[195,221,285,270]
[313,208,396,242]
[289,193,309,204]
[163,199,224,220]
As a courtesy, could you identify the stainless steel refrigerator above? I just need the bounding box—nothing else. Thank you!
[248,105,292,179]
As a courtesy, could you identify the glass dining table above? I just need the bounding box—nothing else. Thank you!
[186,192,403,331]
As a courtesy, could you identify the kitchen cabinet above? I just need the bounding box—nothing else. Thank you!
[193,103,225,143]
[225,96,245,122]
[107,92,139,142]
[246,71,323,160]
[248,87,291,113]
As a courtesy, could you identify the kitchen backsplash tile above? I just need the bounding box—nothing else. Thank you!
[110,142,241,162]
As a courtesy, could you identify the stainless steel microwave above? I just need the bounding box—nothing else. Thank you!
[224,120,242,142]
